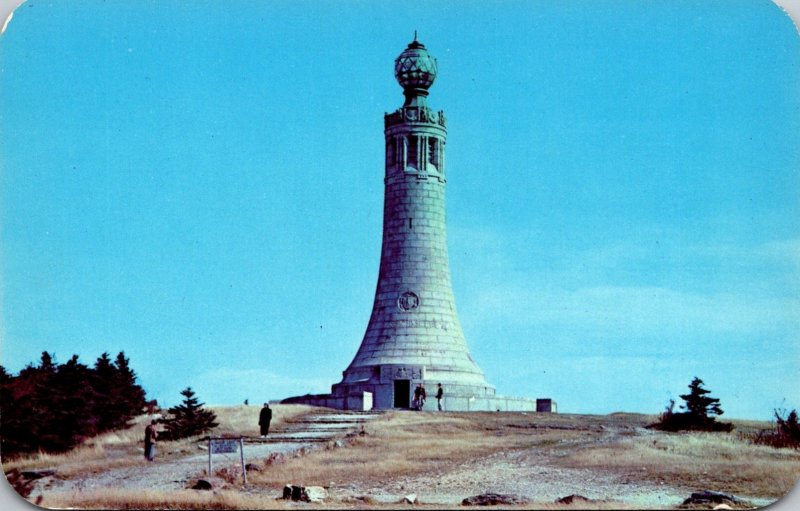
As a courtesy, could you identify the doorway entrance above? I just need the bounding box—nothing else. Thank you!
[393,380,410,408]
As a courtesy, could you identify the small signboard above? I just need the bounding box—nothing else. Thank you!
[210,438,239,454]
[206,437,247,485]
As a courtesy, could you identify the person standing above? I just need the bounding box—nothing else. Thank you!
[144,420,158,462]
[419,384,427,410]
[259,403,272,437]
[436,383,444,411]
[413,385,422,411]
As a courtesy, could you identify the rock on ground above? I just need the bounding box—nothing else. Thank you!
[282,484,328,502]
[462,493,529,506]
[190,479,212,491]
[556,494,592,504]
[679,490,751,509]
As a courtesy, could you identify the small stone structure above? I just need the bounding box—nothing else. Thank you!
[537,399,557,413]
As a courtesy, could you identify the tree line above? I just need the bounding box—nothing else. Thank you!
[1,351,147,456]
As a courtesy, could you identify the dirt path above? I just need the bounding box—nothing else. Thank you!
[330,421,775,509]
[354,446,687,508]
[333,426,690,508]
[38,441,301,494]
[32,412,380,498]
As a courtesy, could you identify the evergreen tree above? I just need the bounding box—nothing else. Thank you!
[94,352,115,381]
[653,376,732,432]
[39,351,56,373]
[161,387,218,439]
[679,377,724,426]
[22,352,60,451]
[114,352,146,418]
[92,352,118,431]
[49,355,100,449]
[0,365,25,454]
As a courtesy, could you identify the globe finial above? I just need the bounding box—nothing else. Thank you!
[394,35,438,96]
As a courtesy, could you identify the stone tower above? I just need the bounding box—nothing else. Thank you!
[283,37,538,412]
[329,36,497,410]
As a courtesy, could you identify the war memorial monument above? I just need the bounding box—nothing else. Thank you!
[284,38,543,412]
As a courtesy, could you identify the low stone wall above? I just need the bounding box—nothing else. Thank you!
[432,395,537,412]
[282,393,372,411]
[283,392,540,412]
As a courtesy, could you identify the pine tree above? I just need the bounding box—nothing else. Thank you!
[680,377,724,425]
[39,351,56,374]
[101,352,147,428]
[0,365,10,384]
[93,352,119,431]
[161,387,218,439]
[654,376,732,432]
[114,352,146,417]
[50,355,100,448]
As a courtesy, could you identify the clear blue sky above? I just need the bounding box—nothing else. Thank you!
[1,0,798,419]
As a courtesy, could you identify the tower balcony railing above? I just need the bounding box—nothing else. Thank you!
[385,106,447,128]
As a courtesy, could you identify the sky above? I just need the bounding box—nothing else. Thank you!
[1,0,798,420]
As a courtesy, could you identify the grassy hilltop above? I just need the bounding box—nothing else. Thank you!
[4,405,799,509]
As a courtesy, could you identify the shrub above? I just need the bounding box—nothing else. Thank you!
[752,409,800,449]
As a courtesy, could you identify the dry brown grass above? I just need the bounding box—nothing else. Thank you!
[40,488,641,510]
[245,410,797,503]
[559,429,800,498]
[8,406,799,509]
[2,413,154,475]
[2,404,316,478]
[246,411,532,488]
[208,404,321,437]
[39,488,293,510]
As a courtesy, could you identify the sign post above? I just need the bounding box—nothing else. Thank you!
[239,437,247,485]
[207,437,246,484]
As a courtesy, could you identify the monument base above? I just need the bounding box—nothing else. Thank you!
[281,386,543,412]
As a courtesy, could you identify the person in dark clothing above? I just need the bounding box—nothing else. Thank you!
[259,403,272,437]
[144,420,158,461]
[420,384,427,410]
[413,385,423,410]
[436,383,444,411]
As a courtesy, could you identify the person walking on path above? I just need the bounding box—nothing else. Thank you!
[144,420,158,462]
[436,383,444,411]
[259,403,272,437]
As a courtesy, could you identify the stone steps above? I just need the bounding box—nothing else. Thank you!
[246,411,381,445]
